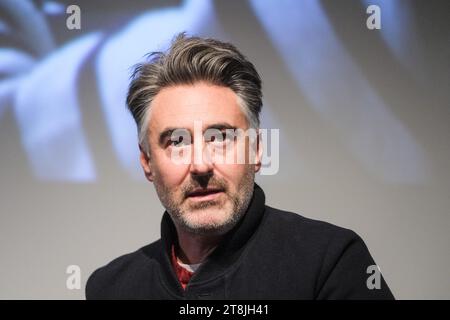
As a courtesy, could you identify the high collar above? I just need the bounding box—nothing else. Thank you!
[159,183,266,292]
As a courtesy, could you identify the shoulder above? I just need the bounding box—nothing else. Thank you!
[261,206,394,299]
[260,206,369,277]
[262,205,361,246]
[85,240,162,299]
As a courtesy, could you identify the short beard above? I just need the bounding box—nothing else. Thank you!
[155,169,255,236]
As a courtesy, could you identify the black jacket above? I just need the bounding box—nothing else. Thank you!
[86,184,394,299]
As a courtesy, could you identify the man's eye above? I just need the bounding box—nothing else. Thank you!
[207,132,230,143]
[169,136,188,147]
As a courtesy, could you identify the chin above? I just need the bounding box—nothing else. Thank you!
[183,208,235,235]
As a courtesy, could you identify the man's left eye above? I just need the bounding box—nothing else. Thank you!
[206,132,229,143]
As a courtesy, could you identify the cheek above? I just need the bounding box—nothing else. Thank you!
[212,139,255,184]
[215,163,252,187]
[152,151,190,187]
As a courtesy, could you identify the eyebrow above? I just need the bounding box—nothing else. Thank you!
[205,122,237,131]
[158,122,237,145]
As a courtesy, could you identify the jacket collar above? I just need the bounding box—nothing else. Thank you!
[159,183,266,291]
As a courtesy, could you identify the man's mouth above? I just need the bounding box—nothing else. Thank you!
[186,188,224,202]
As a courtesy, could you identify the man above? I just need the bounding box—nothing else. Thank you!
[86,33,394,299]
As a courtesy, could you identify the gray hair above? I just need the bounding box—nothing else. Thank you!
[126,32,263,154]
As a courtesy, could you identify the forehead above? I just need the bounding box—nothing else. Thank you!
[148,82,248,133]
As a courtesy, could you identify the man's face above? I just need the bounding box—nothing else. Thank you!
[140,82,261,235]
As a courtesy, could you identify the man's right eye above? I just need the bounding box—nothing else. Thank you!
[169,136,188,147]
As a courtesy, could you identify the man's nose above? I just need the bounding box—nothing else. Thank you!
[189,137,214,175]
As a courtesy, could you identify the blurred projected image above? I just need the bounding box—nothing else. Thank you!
[0,0,427,183]
[1,0,218,181]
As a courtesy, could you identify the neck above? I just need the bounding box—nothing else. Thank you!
[175,228,223,265]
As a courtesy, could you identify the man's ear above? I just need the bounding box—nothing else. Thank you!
[139,144,154,182]
[254,130,263,173]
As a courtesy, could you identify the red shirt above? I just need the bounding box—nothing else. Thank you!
[170,245,194,290]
